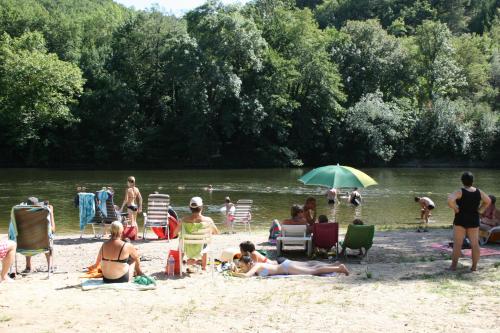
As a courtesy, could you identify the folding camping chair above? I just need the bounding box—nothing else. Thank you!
[143,194,171,240]
[10,205,53,279]
[231,199,253,233]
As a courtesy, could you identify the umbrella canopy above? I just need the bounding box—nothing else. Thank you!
[298,165,377,189]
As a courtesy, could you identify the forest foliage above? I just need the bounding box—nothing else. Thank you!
[0,0,499,167]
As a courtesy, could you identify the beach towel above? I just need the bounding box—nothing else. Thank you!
[81,279,157,291]
[96,190,109,217]
[430,243,500,256]
[81,265,103,279]
[78,193,96,230]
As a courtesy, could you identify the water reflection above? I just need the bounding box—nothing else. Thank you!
[0,168,499,233]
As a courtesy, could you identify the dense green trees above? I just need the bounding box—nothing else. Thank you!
[0,0,498,167]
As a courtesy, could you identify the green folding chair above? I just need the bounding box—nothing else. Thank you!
[341,224,375,257]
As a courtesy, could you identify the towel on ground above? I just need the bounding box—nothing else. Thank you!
[430,243,500,256]
[81,279,157,291]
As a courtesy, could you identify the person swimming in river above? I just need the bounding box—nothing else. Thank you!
[120,176,142,229]
[232,255,349,277]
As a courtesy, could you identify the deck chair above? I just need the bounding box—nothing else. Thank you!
[179,223,214,276]
[479,225,500,245]
[276,224,312,257]
[312,223,339,256]
[9,205,53,278]
[341,224,375,257]
[143,194,171,240]
[231,199,253,233]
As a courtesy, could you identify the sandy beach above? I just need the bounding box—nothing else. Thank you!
[1,228,499,333]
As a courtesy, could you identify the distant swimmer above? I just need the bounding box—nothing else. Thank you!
[415,196,435,232]
[326,187,338,204]
[204,184,213,192]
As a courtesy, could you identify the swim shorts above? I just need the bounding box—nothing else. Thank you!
[0,241,9,259]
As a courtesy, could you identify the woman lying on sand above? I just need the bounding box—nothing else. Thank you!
[232,256,349,277]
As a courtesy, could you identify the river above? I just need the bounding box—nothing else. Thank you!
[1,168,499,234]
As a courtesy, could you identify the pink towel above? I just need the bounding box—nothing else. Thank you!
[430,243,500,256]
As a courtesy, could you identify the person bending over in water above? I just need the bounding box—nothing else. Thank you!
[89,221,144,283]
[239,241,277,264]
[121,176,142,229]
[348,188,362,206]
[326,187,338,204]
[415,196,435,232]
[233,256,349,277]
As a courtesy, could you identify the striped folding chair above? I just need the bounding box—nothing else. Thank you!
[231,199,253,233]
[143,194,170,241]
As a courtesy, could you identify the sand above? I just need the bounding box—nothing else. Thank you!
[0,228,499,333]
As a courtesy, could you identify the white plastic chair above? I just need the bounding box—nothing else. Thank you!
[276,224,312,257]
[143,194,170,241]
[231,199,253,233]
[179,225,214,276]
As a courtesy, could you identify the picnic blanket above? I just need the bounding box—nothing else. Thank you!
[81,279,156,291]
[430,243,500,256]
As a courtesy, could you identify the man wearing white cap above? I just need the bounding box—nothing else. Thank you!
[173,196,219,271]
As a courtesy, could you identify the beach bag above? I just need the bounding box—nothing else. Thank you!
[122,225,137,240]
[268,219,281,244]
[166,249,181,275]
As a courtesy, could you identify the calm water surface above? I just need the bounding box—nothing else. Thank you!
[1,168,499,233]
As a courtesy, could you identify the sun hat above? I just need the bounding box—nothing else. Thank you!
[189,196,203,208]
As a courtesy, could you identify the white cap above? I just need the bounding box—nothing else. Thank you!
[189,196,203,208]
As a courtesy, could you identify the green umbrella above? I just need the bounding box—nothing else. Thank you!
[298,164,377,189]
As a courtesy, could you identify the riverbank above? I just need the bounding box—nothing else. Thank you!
[1,228,499,332]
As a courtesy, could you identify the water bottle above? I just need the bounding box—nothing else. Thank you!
[167,255,175,277]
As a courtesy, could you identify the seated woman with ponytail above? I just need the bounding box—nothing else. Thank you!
[233,256,349,278]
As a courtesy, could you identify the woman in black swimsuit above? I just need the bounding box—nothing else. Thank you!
[447,172,491,271]
[89,221,144,283]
